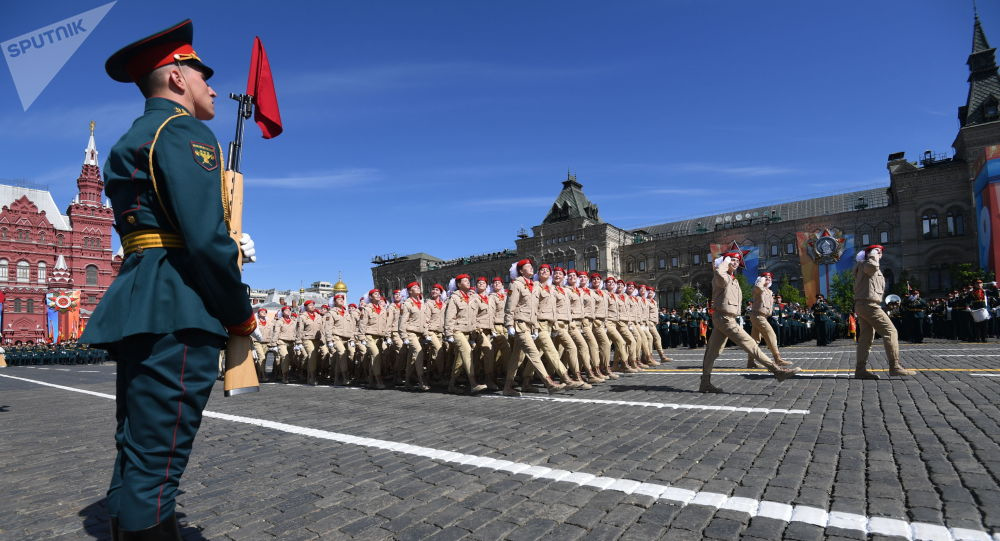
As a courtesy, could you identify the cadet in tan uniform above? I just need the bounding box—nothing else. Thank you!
[250,308,273,381]
[324,295,355,385]
[551,267,590,388]
[348,303,362,378]
[604,277,636,373]
[273,306,297,383]
[471,277,499,391]
[590,273,618,379]
[700,252,800,393]
[502,259,566,396]
[315,304,332,381]
[386,290,406,385]
[567,270,603,383]
[854,245,916,379]
[398,281,431,391]
[445,274,488,394]
[579,273,609,381]
[745,272,792,369]
[426,284,448,383]
[359,289,388,389]
[642,286,671,363]
[489,277,512,383]
[528,265,585,389]
[295,300,325,385]
[626,282,656,367]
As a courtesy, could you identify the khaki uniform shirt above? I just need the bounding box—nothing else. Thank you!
[253,318,274,344]
[474,292,494,330]
[386,302,402,336]
[569,287,585,319]
[536,283,557,322]
[751,285,774,316]
[444,290,479,335]
[426,299,446,332]
[398,297,429,334]
[647,297,658,325]
[553,285,572,322]
[296,311,325,342]
[360,304,388,337]
[274,317,297,341]
[853,256,884,303]
[326,308,355,339]
[607,292,622,322]
[504,277,539,328]
[489,292,508,325]
[711,265,743,317]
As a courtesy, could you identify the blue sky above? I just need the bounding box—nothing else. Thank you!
[0,0,993,294]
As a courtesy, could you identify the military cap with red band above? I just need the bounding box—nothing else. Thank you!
[105,19,214,83]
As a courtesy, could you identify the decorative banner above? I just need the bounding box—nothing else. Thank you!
[973,144,1000,273]
[45,290,81,342]
[797,231,855,301]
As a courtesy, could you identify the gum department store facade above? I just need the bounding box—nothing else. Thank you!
[372,18,998,307]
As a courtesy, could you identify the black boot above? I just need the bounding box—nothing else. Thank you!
[110,517,120,541]
[119,514,182,540]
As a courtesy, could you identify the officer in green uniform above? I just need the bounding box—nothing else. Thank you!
[79,20,257,540]
[812,294,832,346]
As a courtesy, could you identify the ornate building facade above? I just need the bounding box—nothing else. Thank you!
[0,124,117,343]
[371,17,997,307]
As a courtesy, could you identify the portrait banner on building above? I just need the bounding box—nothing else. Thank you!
[797,230,854,301]
[45,290,81,343]
[973,144,1000,273]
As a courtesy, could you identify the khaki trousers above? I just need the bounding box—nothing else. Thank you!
[302,338,323,383]
[605,320,629,366]
[404,331,427,384]
[553,320,580,376]
[329,335,349,381]
[450,331,475,381]
[505,320,553,387]
[533,320,569,380]
[389,332,406,379]
[492,324,512,378]
[252,341,268,380]
[618,322,638,361]
[592,319,612,370]
[581,319,602,373]
[276,339,296,380]
[568,320,593,375]
[702,314,779,382]
[471,329,495,384]
[855,301,900,368]
[425,331,445,379]
[364,334,384,382]
[749,314,781,361]
[636,324,654,363]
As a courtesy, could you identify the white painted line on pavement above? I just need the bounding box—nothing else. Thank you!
[938,355,1000,357]
[1,372,994,541]
[640,371,854,378]
[483,394,810,414]
[971,374,1000,378]
[78,370,99,373]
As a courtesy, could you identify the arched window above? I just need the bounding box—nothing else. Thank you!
[37,262,46,283]
[0,259,7,281]
[947,211,965,236]
[16,261,29,283]
[15,230,29,241]
[921,213,939,239]
[56,234,64,247]
[12,298,20,312]
[38,231,45,244]
[86,265,98,286]
[637,258,646,272]
[26,299,33,314]
[0,228,6,240]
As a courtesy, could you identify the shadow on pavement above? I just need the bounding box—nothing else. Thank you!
[79,499,208,540]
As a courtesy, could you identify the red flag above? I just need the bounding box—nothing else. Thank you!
[246,37,283,139]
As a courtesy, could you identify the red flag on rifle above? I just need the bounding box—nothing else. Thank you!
[246,37,282,139]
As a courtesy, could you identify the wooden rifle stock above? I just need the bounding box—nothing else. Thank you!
[222,168,260,397]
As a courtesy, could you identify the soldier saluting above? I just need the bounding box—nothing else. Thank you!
[853,245,916,379]
[80,20,257,538]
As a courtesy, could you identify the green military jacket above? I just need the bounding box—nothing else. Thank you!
[81,98,253,347]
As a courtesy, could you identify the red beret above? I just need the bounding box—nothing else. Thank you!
[304,300,315,306]
[455,274,471,281]
[761,272,773,278]
[492,277,504,283]
[590,272,602,279]
[432,283,445,291]
[406,281,420,289]
[257,308,268,314]
[348,303,357,308]
[477,276,488,283]
[553,266,564,273]
[539,264,552,271]
[369,289,381,295]
[865,244,884,253]
[516,258,531,269]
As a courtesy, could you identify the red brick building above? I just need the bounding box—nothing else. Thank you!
[0,123,117,343]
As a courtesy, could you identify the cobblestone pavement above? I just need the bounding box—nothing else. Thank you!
[2,339,1000,540]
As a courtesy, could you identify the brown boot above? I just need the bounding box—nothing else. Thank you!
[889,365,917,376]
[502,387,521,397]
[545,378,566,394]
[854,362,879,380]
[746,359,758,369]
[773,366,801,382]
[699,380,723,393]
[775,358,793,367]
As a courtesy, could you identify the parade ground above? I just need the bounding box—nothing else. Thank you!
[2,340,1000,541]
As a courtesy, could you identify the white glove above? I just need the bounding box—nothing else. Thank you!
[348,340,355,348]
[403,338,410,345]
[327,341,334,348]
[491,331,497,337]
[381,339,389,349]
[251,350,259,361]
[446,336,455,343]
[424,334,432,342]
[294,344,303,352]
[507,326,516,336]
[269,346,279,353]
[239,232,256,264]
[251,328,264,342]
[531,332,539,340]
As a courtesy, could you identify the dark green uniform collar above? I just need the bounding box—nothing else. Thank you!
[144,97,191,116]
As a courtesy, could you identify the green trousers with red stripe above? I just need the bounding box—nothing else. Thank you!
[106,330,224,530]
